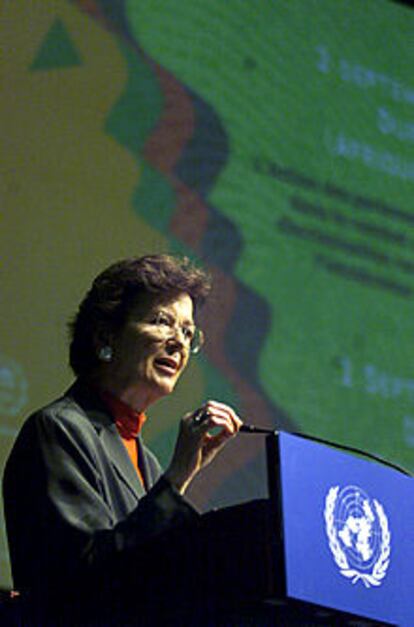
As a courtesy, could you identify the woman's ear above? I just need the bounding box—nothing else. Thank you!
[93,327,115,358]
[97,345,113,363]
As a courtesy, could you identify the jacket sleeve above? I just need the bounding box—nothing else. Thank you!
[3,406,199,593]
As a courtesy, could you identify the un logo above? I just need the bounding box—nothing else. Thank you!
[324,486,391,588]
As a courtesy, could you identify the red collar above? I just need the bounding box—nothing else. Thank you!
[100,390,147,439]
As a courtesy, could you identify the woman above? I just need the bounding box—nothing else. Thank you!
[3,254,241,619]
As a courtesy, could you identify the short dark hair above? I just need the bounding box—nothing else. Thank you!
[68,254,211,377]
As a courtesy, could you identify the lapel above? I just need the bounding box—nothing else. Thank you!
[68,380,146,501]
[137,437,153,491]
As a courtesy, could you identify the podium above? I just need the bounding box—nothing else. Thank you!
[137,431,413,626]
[264,432,413,626]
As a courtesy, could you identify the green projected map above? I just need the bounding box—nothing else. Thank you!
[129,0,414,470]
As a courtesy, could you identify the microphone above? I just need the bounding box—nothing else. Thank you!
[193,407,275,434]
[240,423,276,434]
[193,408,412,477]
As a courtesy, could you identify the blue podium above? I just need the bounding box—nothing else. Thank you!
[131,430,413,625]
[128,430,413,625]
[266,431,414,626]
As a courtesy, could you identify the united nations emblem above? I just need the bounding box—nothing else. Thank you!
[324,485,391,588]
[0,354,28,419]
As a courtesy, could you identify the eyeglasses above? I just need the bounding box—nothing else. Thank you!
[148,311,204,354]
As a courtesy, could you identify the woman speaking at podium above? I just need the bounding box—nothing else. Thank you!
[3,254,241,623]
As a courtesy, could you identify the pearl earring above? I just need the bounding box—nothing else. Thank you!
[98,346,113,362]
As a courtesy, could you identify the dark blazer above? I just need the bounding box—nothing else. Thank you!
[2,380,198,601]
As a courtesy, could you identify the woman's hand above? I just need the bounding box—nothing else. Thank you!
[164,400,242,494]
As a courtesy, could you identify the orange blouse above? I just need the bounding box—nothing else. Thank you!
[100,391,147,487]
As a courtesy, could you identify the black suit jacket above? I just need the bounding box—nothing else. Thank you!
[3,380,198,601]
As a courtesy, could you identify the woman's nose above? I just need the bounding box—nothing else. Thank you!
[166,329,186,350]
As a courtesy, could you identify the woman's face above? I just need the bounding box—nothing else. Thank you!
[104,292,195,408]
